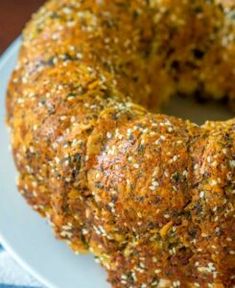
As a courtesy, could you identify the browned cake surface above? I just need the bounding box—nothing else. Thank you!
[6,0,235,287]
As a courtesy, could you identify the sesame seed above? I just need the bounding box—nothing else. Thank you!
[152,257,158,263]
[229,160,235,168]
[199,191,205,198]
[106,132,112,139]
[154,269,161,274]
[173,280,181,287]
[210,179,217,186]
[207,156,212,163]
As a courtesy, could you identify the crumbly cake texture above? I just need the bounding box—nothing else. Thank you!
[6,0,235,287]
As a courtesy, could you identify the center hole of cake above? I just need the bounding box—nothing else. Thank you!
[162,94,234,125]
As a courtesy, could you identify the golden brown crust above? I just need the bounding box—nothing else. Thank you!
[6,0,235,287]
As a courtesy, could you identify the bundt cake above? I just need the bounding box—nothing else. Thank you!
[6,0,235,287]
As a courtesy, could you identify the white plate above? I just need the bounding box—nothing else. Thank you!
[0,38,233,288]
[0,38,109,288]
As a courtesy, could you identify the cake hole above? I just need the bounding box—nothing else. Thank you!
[162,95,233,125]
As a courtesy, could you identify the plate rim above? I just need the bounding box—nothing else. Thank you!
[0,37,56,288]
[0,36,109,288]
